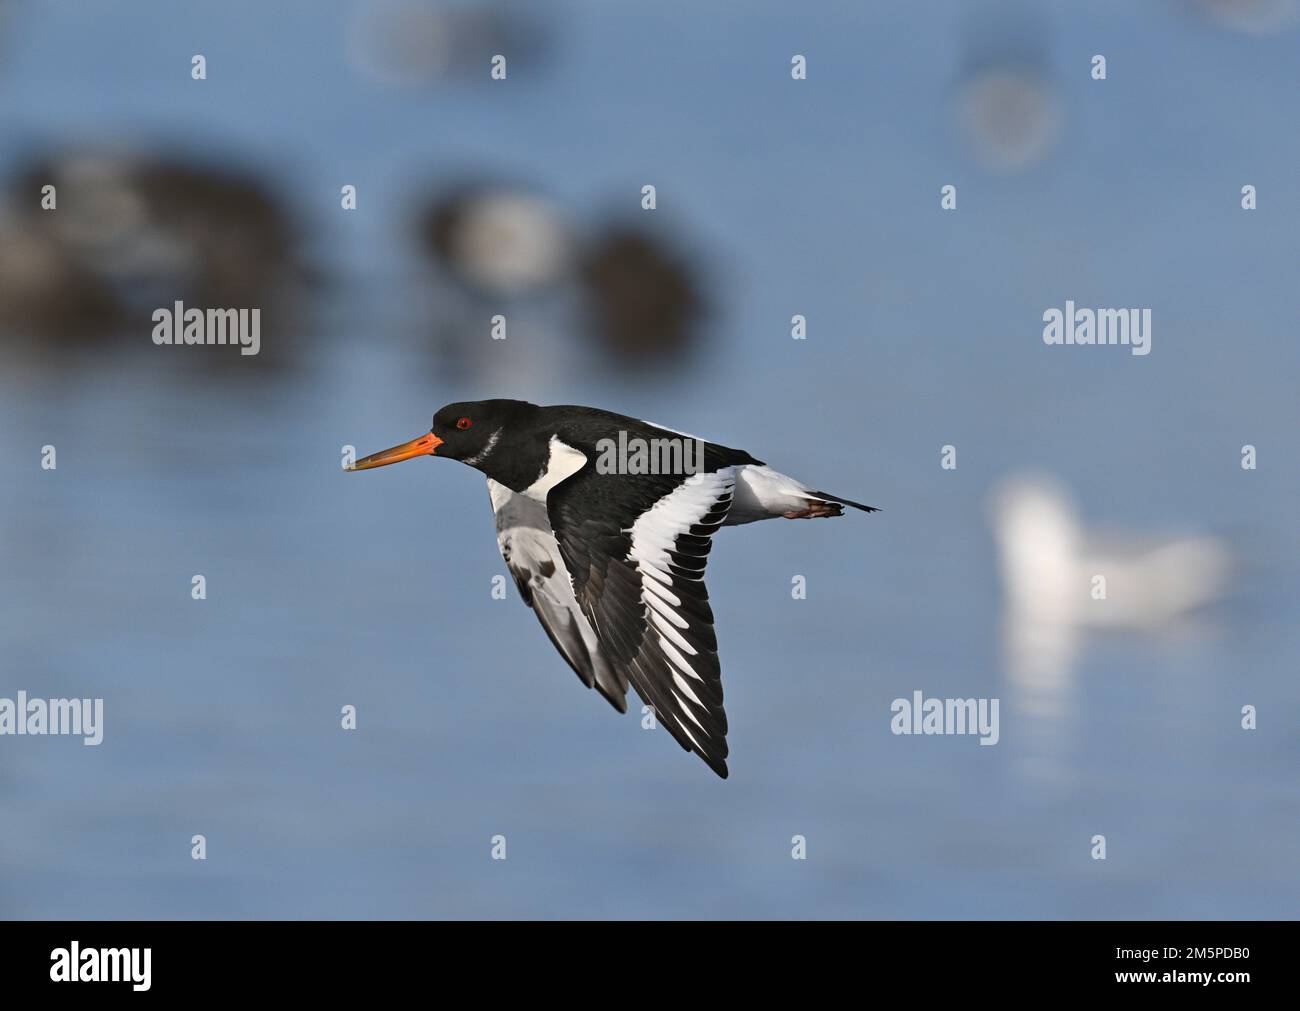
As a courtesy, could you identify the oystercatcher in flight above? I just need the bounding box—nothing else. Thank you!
[349,400,876,778]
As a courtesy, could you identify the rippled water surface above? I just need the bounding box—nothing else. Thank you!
[1,1,1296,918]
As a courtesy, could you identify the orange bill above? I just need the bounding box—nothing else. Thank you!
[349,431,443,471]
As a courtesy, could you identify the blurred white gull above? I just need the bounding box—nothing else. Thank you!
[1190,0,1297,35]
[989,475,1233,628]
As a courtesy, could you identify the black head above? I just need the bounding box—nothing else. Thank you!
[429,399,534,463]
[348,399,539,475]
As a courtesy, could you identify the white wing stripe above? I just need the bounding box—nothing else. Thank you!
[674,713,704,750]
[652,613,697,655]
[672,671,704,707]
[674,695,707,732]
[644,589,689,629]
[659,635,703,681]
[624,474,735,704]
[641,575,681,608]
[638,561,674,588]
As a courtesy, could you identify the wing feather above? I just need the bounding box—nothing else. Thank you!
[488,479,628,712]
[547,467,736,778]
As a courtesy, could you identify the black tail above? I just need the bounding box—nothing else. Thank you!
[809,489,879,514]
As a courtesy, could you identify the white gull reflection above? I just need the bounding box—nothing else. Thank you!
[991,475,1232,630]
[988,475,1234,775]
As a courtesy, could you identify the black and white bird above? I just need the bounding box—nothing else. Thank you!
[349,400,877,778]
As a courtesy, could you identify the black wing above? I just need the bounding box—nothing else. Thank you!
[547,465,737,778]
[488,479,629,712]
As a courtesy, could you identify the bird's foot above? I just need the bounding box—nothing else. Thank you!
[783,501,844,519]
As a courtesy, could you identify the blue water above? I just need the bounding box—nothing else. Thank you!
[1,1,1296,918]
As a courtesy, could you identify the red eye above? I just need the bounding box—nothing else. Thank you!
[456,417,472,430]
